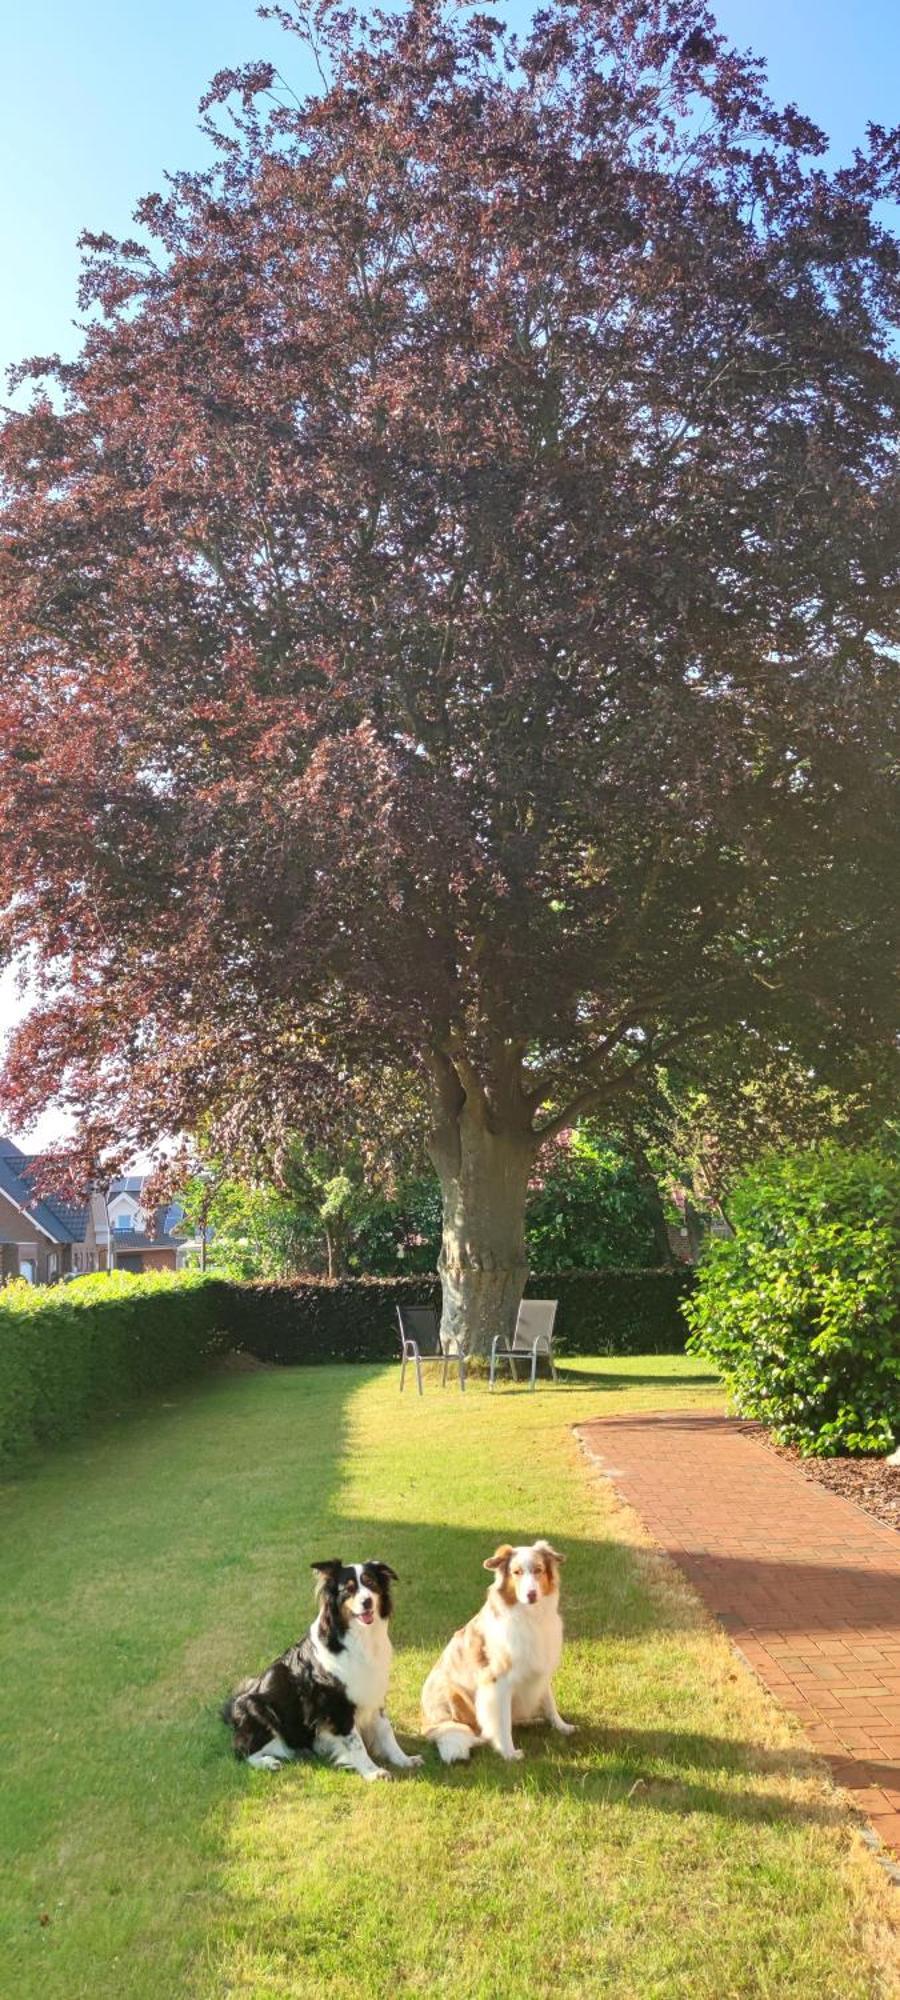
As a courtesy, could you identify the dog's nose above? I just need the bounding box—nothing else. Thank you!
[527,1588,538,1603]
[361,1595,373,1611]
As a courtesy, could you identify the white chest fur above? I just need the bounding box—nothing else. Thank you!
[500,1594,563,1680]
[311,1614,393,1713]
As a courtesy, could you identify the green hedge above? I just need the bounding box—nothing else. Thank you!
[686,1145,900,1456]
[0,1265,692,1472]
[223,1269,693,1365]
[0,1271,231,1472]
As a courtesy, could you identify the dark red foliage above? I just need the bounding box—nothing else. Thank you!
[1,0,898,1174]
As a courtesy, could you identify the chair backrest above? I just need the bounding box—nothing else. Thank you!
[396,1304,441,1355]
[515,1299,557,1352]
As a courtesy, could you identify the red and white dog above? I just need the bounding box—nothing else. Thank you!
[421,1541,574,1762]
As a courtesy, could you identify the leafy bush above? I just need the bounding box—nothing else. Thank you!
[350,1175,443,1275]
[0,1271,230,1472]
[526,1132,664,1271]
[183,1131,668,1281]
[225,1269,693,1364]
[685,1146,900,1455]
[345,1136,666,1276]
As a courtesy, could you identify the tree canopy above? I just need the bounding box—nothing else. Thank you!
[1,0,898,1344]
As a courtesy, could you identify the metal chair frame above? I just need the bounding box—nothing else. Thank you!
[397,1305,466,1396]
[489,1299,559,1391]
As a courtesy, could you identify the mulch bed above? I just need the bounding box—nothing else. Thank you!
[747,1425,900,1534]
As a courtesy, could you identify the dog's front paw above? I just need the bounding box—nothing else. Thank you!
[402,1754,425,1769]
[553,1719,576,1736]
[365,1765,392,1781]
[501,1746,524,1762]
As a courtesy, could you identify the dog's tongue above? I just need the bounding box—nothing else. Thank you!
[359,1607,375,1626]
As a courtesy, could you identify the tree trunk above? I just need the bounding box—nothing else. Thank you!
[683,1198,706,1261]
[430,1106,533,1359]
[628,1140,677,1269]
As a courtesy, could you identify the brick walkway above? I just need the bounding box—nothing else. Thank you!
[578,1410,900,1856]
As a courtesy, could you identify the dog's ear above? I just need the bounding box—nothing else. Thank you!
[364,1560,397,1620]
[483,1544,514,1571]
[313,1563,345,1652]
[535,1541,566,1565]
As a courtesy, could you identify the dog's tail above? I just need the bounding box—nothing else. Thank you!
[221,1680,273,1759]
[423,1722,483,1765]
[221,1676,255,1730]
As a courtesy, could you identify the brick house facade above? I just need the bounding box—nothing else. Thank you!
[0,1141,103,1283]
[95,1176,196,1273]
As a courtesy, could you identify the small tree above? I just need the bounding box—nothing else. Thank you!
[178,1140,388,1276]
[279,1142,385,1277]
[1,1,898,1351]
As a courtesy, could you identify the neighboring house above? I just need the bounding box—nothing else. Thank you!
[666,1183,732,1263]
[96,1176,202,1274]
[0,1139,103,1284]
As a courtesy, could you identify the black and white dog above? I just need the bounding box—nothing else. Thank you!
[222,1559,423,1781]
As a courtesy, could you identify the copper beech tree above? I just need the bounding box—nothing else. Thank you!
[1,0,898,1352]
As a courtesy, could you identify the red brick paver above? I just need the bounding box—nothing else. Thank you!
[578,1411,900,1856]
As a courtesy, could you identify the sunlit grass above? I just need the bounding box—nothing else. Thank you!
[1,1355,897,1998]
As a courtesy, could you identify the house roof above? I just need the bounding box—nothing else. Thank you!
[0,1140,88,1244]
[0,1147,196,1253]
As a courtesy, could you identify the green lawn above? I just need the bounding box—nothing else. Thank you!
[1,1355,897,1999]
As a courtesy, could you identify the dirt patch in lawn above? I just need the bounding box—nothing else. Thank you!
[748,1426,900,1534]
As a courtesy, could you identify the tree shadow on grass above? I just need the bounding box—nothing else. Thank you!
[551,1363,721,1390]
[215,1505,842,1818]
[222,1710,842,1838]
[203,1372,874,1996]
[0,1362,856,2000]
[393,1720,843,1825]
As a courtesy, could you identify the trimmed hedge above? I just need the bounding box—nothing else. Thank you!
[0,1270,231,1472]
[223,1269,694,1365]
[0,1264,693,1472]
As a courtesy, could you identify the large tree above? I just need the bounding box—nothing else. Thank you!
[1,0,898,1351]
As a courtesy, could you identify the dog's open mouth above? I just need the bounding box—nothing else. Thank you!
[357,1606,375,1626]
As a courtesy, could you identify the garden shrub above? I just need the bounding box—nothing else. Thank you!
[225,1268,693,1364]
[685,1145,900,1455]
[0,1270,231,1472]
[526,1134,663,1272]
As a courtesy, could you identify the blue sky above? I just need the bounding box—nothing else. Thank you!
[2,0,899,1139]
[3,0,900,392]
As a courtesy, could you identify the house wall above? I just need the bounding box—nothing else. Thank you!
[108,1192,143,1229]
[0,1189,103,1285]
[70,1201,101,1276]
[0,1188,52,1283]
[120,1247,178,1273]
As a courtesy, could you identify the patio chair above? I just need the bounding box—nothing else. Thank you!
[489,1299,558,1391]
[397,1305,466,1396]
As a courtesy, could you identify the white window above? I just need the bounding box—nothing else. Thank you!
[19,1259,35,1284]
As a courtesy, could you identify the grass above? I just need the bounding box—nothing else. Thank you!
[1,1353,897,1999]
